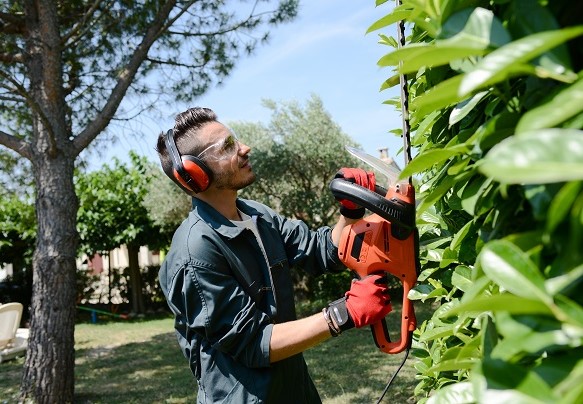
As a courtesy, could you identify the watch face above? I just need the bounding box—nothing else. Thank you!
[331,303,348,325]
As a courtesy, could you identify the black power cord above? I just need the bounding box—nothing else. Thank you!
[376,347,411,404]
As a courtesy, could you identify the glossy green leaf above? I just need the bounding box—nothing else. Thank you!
[432,300,459,321]
[516,78,583,133]
[438,247,457,268]
[413,109,441,139]
[459,26,583,96]
[383,7,508,76]
[460,176,492,216]
[546,182,583,234]
[554,358,583,402]
[424,248,445,262]
[479,129,583,184]
[401,144,470,179]
[441,336,481,361]
[417,171,473,214]
[411,74,464,117]
[449,91,488,126]
[451,265,473,292]
[502,231,544,253]
[499,328,583,360]
[446,294,553,317]
[366,5,412,34]
[545,264,583,297]
[418,209,446,226]
[534,350,583,389]
[478,240,551,303]
[420,238,451,254]
[477,111,520,151]
[427,358,478,373]
[450,222,473,252]
[378,34,399,48]
[378,43,487,74]
[409,284,436,301]
[558,380,583,404]
[417,266,441,282]
[426,382,475,404]
[419,324,457,342]
[440,346,463,362]
[426,287,450,300]
[380,73,401,91]
[509,0,574,78]
[481,315,498,357]
[440,8,510,48]
[554,295,583,328]
[479,359,556,402]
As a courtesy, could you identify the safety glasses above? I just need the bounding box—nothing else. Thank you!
[197,130,241,162]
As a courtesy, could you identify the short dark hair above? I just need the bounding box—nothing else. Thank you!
[156,107,218,177]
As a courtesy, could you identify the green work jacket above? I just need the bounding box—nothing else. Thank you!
[159,197,344,403]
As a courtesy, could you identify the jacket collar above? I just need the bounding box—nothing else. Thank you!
[191,197,263,239]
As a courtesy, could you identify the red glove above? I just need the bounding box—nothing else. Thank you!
[326,274,392,332]
[345,274,392,328]
[335,168,376,218]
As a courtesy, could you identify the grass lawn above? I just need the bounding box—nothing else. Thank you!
[0,303,431,403]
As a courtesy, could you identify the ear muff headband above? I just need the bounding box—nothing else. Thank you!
[163,129,213,193]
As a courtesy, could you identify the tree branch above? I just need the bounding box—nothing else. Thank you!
[144,56,206,69]
[0,52,24,63]
[0,129,33,160]
[0,94,25,102]
[61,0,106,47]
[0,70,54,142]
[0,11,26,35]
[72,0,196,155]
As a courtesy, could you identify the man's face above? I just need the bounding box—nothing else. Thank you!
[197,122,255,191]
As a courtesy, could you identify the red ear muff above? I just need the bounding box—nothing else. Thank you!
[180,155,212,192]
[163,129,213,193]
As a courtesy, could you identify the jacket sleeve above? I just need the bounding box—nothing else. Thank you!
[271,210,345,276]
[163,255,274,369]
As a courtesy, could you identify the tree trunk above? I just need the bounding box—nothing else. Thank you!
[127,245,145,314]
[21,155,78,403]
[20,1,77,402]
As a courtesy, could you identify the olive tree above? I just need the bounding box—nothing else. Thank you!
[234,95,361,228]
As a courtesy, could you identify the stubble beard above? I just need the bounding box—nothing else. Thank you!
[213,168,256,191]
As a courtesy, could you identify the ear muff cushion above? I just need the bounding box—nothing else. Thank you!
[162,163,193,194]
[181,156,212,192]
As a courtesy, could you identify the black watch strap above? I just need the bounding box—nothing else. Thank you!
[328,297,355,332]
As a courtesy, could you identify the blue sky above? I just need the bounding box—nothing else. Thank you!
[88,1,405,169]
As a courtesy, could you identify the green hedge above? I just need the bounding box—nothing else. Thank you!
[371,0,583,402]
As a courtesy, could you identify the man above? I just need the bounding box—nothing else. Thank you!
[156,107,392,403]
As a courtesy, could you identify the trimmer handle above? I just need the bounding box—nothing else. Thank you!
[369,280,417,354]
[351,254,417,354]
[329,178,415,232]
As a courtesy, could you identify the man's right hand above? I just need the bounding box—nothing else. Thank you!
[327,274,392,332]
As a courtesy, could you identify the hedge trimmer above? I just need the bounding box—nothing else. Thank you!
[330,147,418,355]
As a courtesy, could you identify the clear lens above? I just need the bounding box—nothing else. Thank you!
[197,132,241,162]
